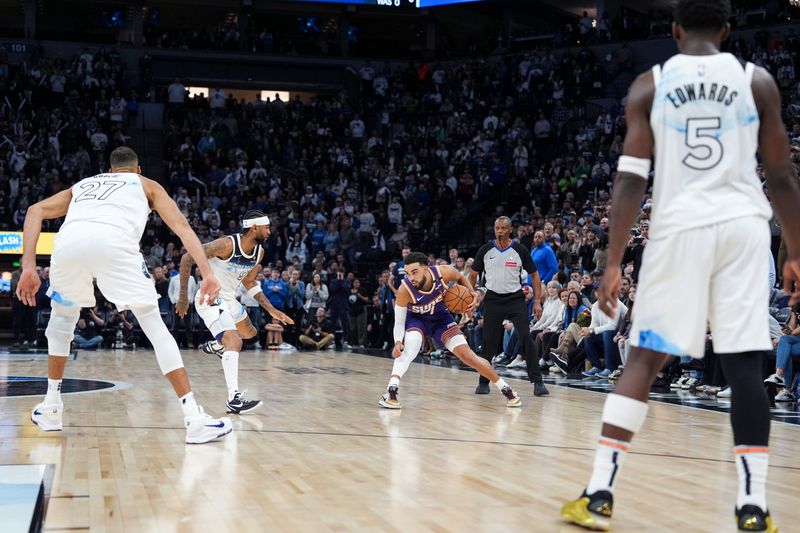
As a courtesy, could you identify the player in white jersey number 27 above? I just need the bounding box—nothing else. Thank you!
[15,146,233,445]
[177,210,294,415]
[560,1,800,532]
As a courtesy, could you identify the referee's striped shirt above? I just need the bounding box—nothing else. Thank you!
[472,240,537,294]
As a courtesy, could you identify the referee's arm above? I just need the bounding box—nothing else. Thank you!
[467,243,491,290]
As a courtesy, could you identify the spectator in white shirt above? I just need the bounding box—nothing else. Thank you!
[167,78,186,104]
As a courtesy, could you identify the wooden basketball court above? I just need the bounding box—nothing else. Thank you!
[1,348,799,532]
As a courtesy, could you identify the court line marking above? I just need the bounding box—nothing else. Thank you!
[2,423,798,472]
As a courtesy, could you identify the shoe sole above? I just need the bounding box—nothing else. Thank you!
[185,425,233,444]
[31,417,62,431]
[378,399,401,409]
[227,401,264,414]
[534,389,550,397]
[506,400,522,407]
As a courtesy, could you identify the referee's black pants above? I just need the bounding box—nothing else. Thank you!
[479,290,542,385]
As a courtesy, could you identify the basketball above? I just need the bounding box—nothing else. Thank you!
[444,284,474,314]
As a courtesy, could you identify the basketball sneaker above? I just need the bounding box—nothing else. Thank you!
[379,386,401,409]
[226,392,263,414]
[501,386,522,407]
[475,382,491,395]
[561,490,614,531]
[31,401,63,431]
[184,406,232,444]
[735,505,778,532]
[201,340,225,358]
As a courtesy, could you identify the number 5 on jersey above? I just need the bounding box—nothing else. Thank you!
[683,117,723,170]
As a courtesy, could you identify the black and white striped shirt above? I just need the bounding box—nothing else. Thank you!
[472,240,537,294]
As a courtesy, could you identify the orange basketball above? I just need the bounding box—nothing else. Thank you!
[444,285,474,314]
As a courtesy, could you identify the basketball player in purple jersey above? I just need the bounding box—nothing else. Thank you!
[379,252,521,409]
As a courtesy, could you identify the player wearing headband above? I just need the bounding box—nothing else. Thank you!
[177,210,294,414]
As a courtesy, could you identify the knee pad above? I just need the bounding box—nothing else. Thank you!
[602,393,649,434]
[46,303,81,356]
[444,334,468,352]
[130,305,184,375]
[209,311,236,341]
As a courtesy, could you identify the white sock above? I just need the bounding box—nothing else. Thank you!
[586,437,630,494]
[493,377,509,391]
[734,446,769,511]
[222,351,240,401]
[45,379,62,404]
[179,391,200,417]
[388,376,400,389]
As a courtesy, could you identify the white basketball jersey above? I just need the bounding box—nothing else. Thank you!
[61,172,150,245]
[649,53,772,238]
[208,234,262,300]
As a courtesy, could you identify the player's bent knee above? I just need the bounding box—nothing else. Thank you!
[46,303,81,356]
[222,330,243,352]
[444,334,468,354]
[130,305,185,374]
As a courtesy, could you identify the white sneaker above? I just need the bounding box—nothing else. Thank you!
[507,357,527,369]
[682,377,700,389]
[31,401,63,431]
[775,389,796,402]
[764,374,785,387]
[278,342,296,351]
[491,353,505,364]
[184,406,233,444]
[717,387,731,398]
[671,376,688,389]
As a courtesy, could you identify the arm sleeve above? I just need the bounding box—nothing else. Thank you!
[515,243,537,273]
[393,305,408,342]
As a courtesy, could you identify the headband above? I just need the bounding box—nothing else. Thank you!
[242,215,270,228]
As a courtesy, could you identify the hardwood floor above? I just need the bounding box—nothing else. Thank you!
[1,348,798,532]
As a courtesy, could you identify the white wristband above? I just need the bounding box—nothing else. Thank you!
[247,285,263,298]
[617,155,651,180]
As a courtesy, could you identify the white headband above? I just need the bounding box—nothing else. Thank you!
[242,215,270,228]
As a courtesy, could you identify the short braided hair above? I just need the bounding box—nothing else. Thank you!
[674,0,731,31]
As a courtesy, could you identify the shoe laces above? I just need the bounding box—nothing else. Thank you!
[501,386,516,400]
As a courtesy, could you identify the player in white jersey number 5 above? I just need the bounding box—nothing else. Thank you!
[15,147,233,444]
[177,210,294,415]
[560,2,800,531]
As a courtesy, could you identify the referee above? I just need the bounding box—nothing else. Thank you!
[469,216,549,397]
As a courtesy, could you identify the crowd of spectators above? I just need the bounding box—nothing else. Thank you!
[3,18,800,403]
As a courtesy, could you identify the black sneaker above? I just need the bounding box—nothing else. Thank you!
[551,352,570,374]
[651,375,670,391]
[735,505,777,532]
[533,381,550,396]
[226,392,263,414]
[475,382,490,394]
[201,340,224,359]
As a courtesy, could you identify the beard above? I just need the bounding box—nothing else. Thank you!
[254,234,267,244]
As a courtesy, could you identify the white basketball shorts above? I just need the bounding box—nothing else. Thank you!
[195,290,248,334]
[630,215,771,358]
[48,222,158,310]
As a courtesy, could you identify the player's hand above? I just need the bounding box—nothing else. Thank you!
[199,273,221,305]
[465,290,479,316]
[273,311,295,325]
[533,300,543,320]
[392,341,404,358]
[176,299,189,318]
[783,256,800,305]
[597,265,621,318]
[16,269,41,307]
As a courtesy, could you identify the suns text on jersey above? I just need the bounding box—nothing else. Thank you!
[410,295,442,315]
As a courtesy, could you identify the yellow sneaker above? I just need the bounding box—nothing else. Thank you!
[379,386,401,409]
[560,490,613,531]
[736,505,778,532]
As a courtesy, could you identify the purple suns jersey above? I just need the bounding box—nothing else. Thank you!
[401,266,449,316]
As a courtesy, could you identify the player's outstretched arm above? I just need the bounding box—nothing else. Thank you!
[392,286,411,358]
[16,188,73,306]
[142,177,220,304]
[241,252,294,325]
[602,70,655,317]
[752,67,800,303]
[176,237,232,317]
